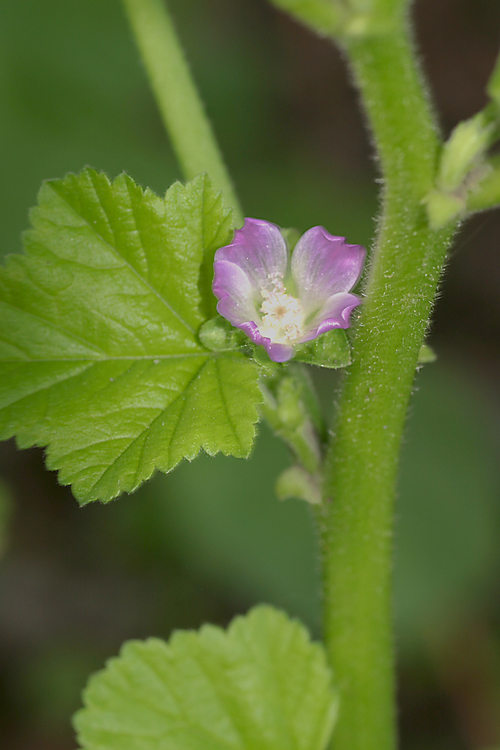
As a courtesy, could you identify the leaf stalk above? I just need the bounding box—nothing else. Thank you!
[121,0,244,225]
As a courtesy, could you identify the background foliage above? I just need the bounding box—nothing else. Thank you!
[1,0,500,748]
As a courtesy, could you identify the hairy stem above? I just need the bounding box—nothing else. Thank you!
[121,0,243,224]
[320,21,456,750]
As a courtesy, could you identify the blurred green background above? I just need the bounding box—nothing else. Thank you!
[1,0,500,748]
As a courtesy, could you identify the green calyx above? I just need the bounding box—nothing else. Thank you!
[259,365,323,475]
[294,328,352,369]
[425,61,500,229]
[198,316,246,352]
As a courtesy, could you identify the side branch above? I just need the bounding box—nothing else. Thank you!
[122,0,243,224]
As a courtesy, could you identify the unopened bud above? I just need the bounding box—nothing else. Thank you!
[438,113,495,194]
[198,316,234,351]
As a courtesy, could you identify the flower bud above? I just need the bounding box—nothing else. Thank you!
[198,316,235,351]
[437,114,495,194]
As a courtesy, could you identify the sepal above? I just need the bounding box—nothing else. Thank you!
[198,315,246,351]
[295,328,352,369]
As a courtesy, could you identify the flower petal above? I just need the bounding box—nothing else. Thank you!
[264,341,295,363]
[231,320,294,362]
[291,226,366,315]
[214,218,288,291]
[213,219,365,363]
[301,292,361,342]
[213,260,260,327]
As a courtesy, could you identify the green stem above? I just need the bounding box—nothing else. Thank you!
[121,0,244,224]
[320,21,457,750]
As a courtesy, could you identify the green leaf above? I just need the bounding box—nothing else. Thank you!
[0,169,260,504]
[74,605,338,750]
[192,180,234,319]
[294,328,351,369]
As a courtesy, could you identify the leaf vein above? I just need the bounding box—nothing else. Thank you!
[132,650,240,749]
[49,178,197,336]
[215,358,244,453]
[88,359,209,494]
[0,299,108,357]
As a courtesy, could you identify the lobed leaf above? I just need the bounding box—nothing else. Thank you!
[74,605,338,750]
[0,169,260,503]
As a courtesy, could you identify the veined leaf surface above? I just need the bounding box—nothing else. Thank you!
[74,605,338,750]
[0,169,260,503]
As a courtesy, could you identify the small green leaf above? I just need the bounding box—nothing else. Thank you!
[74,605,338,750]
[294,328,351,369]
[190,179,234,319]
[0,169,260,504]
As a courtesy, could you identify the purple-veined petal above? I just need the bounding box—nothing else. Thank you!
[213,259,260,327]
[300,292,361,342]
[214,218,288,291]
[291,226,365,316]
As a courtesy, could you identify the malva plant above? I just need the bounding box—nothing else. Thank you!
[1,1,500,749]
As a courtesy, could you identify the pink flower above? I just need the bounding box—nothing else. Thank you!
[213,218,366,363]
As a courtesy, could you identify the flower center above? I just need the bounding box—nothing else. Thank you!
[259,273,304,344]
